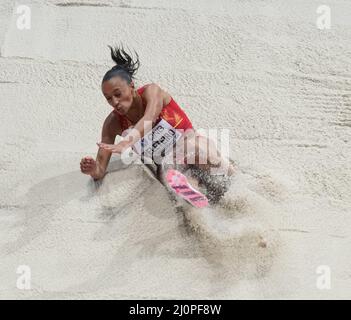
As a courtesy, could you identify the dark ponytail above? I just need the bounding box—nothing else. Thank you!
[102,44,140,84]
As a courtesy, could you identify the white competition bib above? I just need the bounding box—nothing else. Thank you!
[132,119,182,160]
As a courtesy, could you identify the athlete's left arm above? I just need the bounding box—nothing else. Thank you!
[124,83,164,146]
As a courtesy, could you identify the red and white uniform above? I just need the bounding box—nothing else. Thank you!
[113,84,194,132]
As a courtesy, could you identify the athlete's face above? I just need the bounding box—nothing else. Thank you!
[102,76,135,115]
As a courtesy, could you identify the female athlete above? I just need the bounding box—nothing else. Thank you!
[80,45,235,204]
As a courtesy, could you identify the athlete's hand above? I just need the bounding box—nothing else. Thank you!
[80,156,97,175]
[97,140,131,154]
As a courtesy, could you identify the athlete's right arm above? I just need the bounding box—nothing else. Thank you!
[80,113,121,180]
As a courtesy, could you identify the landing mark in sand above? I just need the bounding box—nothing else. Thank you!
[278,228,310,234]
[55,2,112,7]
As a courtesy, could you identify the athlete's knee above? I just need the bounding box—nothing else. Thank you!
[195,135,221,166]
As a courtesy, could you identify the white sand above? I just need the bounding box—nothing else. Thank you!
[0,0,350,299]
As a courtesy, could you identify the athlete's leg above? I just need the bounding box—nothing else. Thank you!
[146,128,234,203]
[181,129,236,175]
[180,129,236,202]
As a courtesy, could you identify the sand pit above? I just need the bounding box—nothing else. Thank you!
[1,0,351,299]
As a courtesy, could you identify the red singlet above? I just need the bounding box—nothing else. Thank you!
[114,84,194,132]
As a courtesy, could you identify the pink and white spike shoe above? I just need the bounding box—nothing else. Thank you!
[166,169,209,208]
